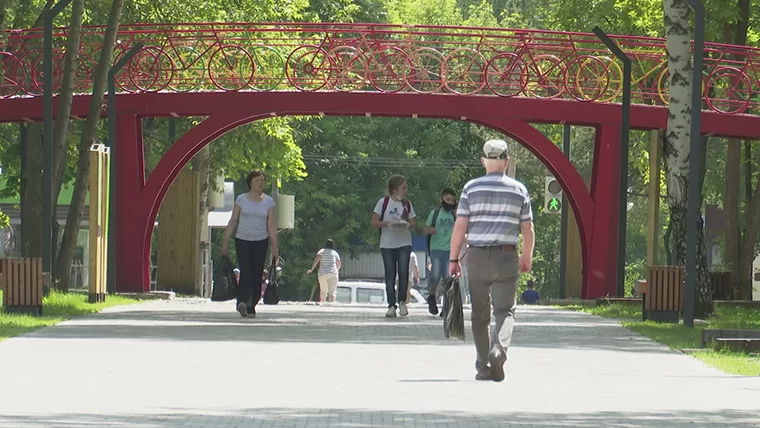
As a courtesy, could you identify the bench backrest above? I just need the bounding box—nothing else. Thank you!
[1,258,43,307]
[646,265,684,312]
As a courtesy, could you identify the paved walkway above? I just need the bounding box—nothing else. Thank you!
[0,300,759,427]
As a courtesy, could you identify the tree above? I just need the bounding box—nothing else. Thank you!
[54,0,124,290]
[720,0,754,299]
[662,0,712,317]
[49,0,84,267]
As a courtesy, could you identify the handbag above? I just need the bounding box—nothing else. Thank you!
[262,257,280,305]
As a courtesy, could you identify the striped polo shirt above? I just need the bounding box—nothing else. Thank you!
[457,172,533,247]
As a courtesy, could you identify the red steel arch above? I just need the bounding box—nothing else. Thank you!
[112,94,614,299]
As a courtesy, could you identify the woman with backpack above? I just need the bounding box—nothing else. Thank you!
[423,188,457,315]
[371,175,417,318]
[307,239,342,304]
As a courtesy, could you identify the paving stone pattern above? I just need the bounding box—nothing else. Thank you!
[1,300,759,427]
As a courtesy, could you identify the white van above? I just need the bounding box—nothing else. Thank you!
[335,280,426,306]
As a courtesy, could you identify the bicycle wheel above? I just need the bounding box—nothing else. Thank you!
[656,66,707,106]
[31,50,64,95]
[285,45,331,92]
[367,47,413,93]
[249,46,285,91]
[485,52,528,97]
[208,45,255,92]
[168,45,205,92]
[129,46,174,92]
[406,47,446,94]
[444,48,486,95]
[526,54,567,99]
[325,46,367,92]
[565,56,609,101]
[705,66,752,114]
[0,52,24,98]
[589,56,621,102]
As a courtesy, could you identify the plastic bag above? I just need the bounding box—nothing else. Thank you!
[442,276,466,340]
[211,256,237,302]
[262,258,280,305]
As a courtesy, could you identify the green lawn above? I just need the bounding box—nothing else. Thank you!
[0,289,139,341]
[566,303,760,376]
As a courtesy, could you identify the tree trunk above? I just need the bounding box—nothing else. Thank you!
[736,164,760,300]
[10,2,52,257]
[744,142,752,202]
[721,0,752,300]
[724,138,741,292]
[663,0,713,318]
[50,0,84,275]
[191,146,210,296]
[21,123,44,258]
[54,0,124,291]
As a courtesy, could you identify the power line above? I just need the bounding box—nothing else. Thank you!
[302,154,483,168]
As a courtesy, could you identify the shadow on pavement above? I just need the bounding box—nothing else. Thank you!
[18,302,677,354]
[0,407,759,427]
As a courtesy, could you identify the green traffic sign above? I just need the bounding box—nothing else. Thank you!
[548,197,561,213]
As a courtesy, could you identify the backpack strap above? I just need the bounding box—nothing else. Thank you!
[378,197,390,239]
[426,208,441,256]
[379,196,390,221]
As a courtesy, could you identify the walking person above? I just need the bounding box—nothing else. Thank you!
[371,175,417,317]
[449,140,534,382]
[222,170,279,318]
[307,239,342,304]
[405,251,420,303]
[423,188,457,315]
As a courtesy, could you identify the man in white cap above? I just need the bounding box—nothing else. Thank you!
[448,139,534,382]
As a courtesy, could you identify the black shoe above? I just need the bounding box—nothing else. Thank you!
[487,347,507,382]
[247,306,256,318]
[475,372,491,381]
[237,302,247,318]
[427,295,439,315]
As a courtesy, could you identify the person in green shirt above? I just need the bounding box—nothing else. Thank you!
[423,188,457,315]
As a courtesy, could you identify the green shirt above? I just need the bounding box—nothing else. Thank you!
[426,208,455,252]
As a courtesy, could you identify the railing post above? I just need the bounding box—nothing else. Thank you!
[593,26,632,298]
[684,0,705,328]
[106,43,142,294]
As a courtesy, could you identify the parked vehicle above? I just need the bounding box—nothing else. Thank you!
[334,280,426,305]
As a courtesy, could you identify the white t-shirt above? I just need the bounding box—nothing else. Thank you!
[235,194,276,242]
[373,197,416,249]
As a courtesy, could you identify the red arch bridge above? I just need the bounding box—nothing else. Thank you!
[2,22,760,298]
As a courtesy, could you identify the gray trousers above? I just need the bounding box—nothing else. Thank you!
[467,246,519,371]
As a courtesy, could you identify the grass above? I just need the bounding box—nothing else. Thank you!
[0,289,139,341]
[563,302,760,376]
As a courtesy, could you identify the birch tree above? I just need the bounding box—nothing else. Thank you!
[663,0,712,317]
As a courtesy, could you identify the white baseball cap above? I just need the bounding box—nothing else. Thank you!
[483,139,508,160]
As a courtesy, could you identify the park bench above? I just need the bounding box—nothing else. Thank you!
[641,265,684,323]
[702,329,760,352]
[0,258,43,315]
[709,271,733,300]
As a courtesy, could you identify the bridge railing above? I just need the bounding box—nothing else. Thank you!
[1,22,759,114]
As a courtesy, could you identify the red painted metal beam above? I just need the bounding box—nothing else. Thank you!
[3,92,760,140]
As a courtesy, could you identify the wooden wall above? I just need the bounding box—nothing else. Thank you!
[565,173,591,298]
[157,170,202,294]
